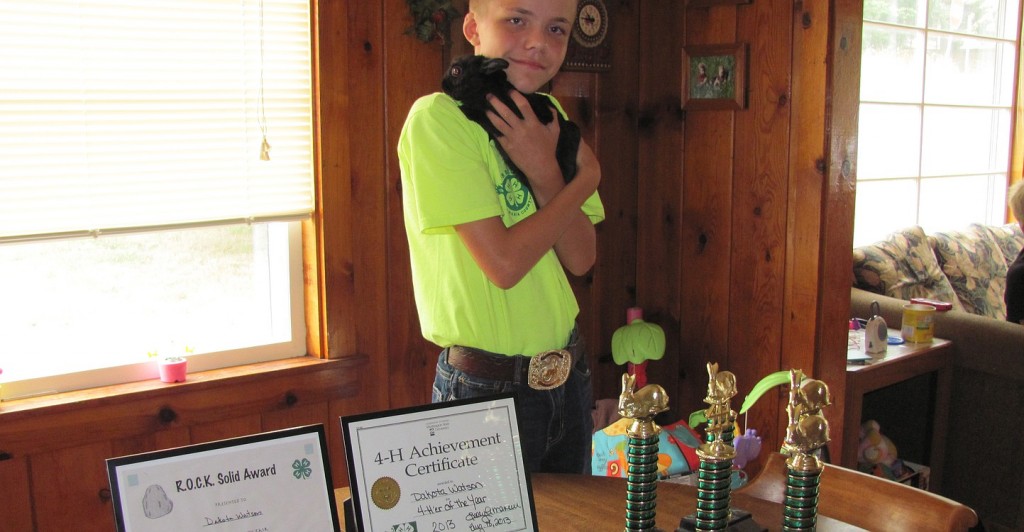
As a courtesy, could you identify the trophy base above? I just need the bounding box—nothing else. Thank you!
[676,509,766,532]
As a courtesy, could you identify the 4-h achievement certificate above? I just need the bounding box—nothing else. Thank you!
[342,394,537,531]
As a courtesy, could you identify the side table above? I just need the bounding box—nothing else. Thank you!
[844,330,953,492]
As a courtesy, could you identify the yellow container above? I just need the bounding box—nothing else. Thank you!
[901,303,936,343]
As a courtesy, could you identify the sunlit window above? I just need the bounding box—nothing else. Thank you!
[855,0,1019,246]
[0,0,314,399]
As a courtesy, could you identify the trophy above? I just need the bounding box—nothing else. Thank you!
[618,373,670,532]
[780,369,831,531]
[678,363,764,532]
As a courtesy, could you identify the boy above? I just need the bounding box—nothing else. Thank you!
[1006,181,1024,324]
[397,0,604,473]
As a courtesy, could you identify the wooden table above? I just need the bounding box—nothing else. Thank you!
[844,331,953,492]
[335,473,860,531]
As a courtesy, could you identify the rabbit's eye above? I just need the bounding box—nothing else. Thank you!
[451,66,462,77]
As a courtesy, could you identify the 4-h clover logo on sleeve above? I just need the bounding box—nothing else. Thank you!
[292,458,312,480]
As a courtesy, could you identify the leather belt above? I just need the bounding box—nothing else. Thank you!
[447,342,583,390]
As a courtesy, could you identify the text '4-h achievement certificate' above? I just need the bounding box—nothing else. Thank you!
[106,425,339,532]
[342,394,537,532]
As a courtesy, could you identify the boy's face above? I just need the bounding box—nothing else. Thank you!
[464,0,578,93]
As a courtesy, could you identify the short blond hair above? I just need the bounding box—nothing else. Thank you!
[1010,181,1024,222]
[468,0,580,13]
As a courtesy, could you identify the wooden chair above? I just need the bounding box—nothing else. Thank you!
[738,452,978,531]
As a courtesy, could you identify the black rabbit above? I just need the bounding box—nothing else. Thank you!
[442,55,580,194]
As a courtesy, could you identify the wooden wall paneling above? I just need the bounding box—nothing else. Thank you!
[677,4,739,417]
[110,427,191,459]
[343,0,391,414]
[330,398,357,489]
[261,402,329,432]
[550,71,602,390]
[816,0,862,466]
[0,454,34,531]
[384,0,447,411]
[30,442,114,532]
[584,0,642,403]
[634,0,684,419]
[779,0,829,446]
[316,0,358,362]
[190,415,264,444]
[729,0,793,470]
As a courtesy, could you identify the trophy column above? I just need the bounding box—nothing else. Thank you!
[678,363,765,532]
[618,373,670,532]
[780,370,831,531]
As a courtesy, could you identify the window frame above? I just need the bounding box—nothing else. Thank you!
[0,0,325,401]
[855,3,1024,246]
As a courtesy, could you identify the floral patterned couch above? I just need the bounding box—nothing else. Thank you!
[852,223,1024,319]
[850,223,1024,530]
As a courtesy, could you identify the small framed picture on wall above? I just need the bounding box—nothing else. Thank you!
[681,43,748,111]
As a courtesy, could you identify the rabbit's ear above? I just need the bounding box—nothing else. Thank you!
[481,57,510,74]
[621,372,635,392]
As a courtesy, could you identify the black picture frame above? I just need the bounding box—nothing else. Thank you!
[106,424,340,532]
[341,393,537,532]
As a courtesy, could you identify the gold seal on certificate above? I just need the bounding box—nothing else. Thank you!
[371,476,400,510]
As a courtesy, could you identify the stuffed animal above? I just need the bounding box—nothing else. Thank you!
[857,419,904,479]
[441,55,580,193]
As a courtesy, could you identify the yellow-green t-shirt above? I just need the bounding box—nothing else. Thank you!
[398,92,604,356]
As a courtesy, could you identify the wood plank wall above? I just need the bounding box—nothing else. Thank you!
[0,1,858,529]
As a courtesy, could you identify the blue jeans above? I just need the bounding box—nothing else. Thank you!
[431,334,594,474]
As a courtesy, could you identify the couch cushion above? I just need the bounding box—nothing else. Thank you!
[973,223,1024,270]
[852,226,961,307]
[929,226,1007,319]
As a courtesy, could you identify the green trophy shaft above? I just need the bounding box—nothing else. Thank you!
[624,434,659,531]
[694,458,733,531]
[782,466,821,531]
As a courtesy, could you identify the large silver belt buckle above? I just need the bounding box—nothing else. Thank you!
[527,349,572,390]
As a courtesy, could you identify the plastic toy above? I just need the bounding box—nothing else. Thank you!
[611,307,665,389]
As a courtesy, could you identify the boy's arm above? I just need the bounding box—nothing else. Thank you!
[454,92,600,289]
[528,139,599,276]
[455,167,598,289]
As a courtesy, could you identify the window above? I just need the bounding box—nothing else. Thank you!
[855,0,1020,246]
[0,1,314,399]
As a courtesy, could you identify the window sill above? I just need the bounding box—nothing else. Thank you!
[0,354,364,457]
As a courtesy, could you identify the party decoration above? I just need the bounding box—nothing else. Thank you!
[612,307,665,388]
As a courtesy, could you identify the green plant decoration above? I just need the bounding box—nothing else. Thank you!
[404,0,460,44]
[611,307,665,389]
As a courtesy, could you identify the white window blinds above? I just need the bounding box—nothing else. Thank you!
[0,0,313,242]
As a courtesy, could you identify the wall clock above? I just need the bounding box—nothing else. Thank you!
[562,0,611,72]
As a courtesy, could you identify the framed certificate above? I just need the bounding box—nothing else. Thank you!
[341,393,537,531]
[106,424,340,532]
